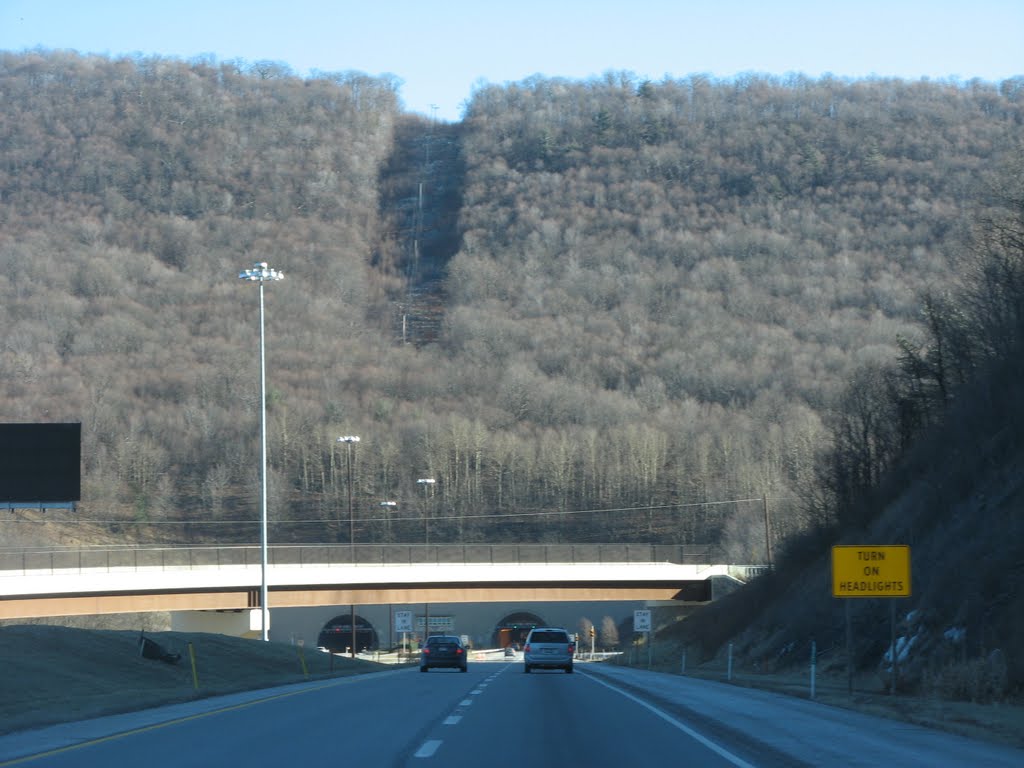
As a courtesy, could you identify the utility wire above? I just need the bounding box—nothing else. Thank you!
[3,498,766,525]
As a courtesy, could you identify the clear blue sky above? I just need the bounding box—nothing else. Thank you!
[2,1,1021,121]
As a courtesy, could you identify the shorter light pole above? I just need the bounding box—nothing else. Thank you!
[380,500,397,540]
[338,435,360,659]
[337,436,360,553]
[417,478,435,544]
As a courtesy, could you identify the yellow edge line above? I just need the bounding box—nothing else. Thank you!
[0,674,372,766]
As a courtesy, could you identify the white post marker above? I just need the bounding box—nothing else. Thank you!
[810,639,817,700]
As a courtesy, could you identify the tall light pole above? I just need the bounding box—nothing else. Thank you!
[417,477,436,544]
[239,261,283,641]
[337,436,360,554]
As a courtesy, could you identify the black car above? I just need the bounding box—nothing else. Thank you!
[420,635,468,672]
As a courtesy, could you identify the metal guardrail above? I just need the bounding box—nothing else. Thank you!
[0,543,727,575]
[728,564,772,581]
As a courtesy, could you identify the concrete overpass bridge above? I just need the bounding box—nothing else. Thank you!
[0,543,766,639]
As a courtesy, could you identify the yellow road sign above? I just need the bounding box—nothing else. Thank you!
[831,545,911,598]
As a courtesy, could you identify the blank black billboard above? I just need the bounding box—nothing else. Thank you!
[0,423,81,503]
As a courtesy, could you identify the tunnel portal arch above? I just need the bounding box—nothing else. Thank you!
[317,614,379,653]
[492,611,546,648]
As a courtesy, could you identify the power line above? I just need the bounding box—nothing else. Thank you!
[2,497,767,526]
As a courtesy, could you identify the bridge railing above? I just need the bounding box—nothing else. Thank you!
[729,564,772,581]
[0,543,725,574]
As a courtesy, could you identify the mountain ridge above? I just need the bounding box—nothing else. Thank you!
[0,48,1021,629]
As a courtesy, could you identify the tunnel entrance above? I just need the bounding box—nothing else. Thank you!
[317,614,378,653]
[492,611,546,649]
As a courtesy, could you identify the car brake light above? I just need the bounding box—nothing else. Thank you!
[524,644,531,652]
[422,648,430,654]
[568,644,575,654]
[456,648,464,655]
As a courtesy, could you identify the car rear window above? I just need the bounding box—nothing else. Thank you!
[427,636,459,647]
[530,631,568,643]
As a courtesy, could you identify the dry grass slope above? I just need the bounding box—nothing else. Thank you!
[0,625,393,736]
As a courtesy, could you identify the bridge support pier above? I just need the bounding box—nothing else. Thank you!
[171,609,266,639]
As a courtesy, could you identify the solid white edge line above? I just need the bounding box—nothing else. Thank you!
[414,739,442,758]
[583,673,757,768]
[443,715,462,725]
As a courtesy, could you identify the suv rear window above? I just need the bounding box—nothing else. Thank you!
[530,630,568,643]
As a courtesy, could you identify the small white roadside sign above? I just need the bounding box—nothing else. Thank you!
[395,610,413,633]
[634,609,651,632]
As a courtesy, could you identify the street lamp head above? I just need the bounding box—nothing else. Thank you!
[337,435,361,444]
[417,478,436,484]
[380,501,398,507]
[239,262,284,282]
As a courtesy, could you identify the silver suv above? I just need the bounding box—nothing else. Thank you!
[523,627,575,673]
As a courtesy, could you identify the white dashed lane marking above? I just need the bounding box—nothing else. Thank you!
[415,740,442,758]
[415,666,510,759]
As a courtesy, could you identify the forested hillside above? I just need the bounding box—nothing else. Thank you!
[445,73,1021,551]
[677,171,1024,695]
[1,51,1021,559]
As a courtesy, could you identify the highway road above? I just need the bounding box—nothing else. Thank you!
[1,657,1021,767]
